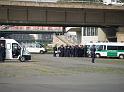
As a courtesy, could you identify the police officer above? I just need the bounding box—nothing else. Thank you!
[0,43,6,62]
[83,45,87,57]
[74,45,78,57]
[90,45,96,63]
[53,45,57,57]
[59,45,64,57]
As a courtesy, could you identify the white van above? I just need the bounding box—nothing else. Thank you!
[0,38,31,62]
[103,0,124,6]
[25,43,47,54]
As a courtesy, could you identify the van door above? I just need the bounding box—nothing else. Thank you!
[12,43,21,58]
[0,40,6,59]
[107,46,117,57]
[6,43,12,59]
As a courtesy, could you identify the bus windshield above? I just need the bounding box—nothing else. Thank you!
[97,45,103,51]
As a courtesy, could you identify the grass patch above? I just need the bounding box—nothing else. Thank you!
[65,65,124,75]
[0,59,124,78]
[96,58,124,65]
[0,62,76,77]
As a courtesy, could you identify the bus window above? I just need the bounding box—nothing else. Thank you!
[118,46,124,50]
[107,46,118,50]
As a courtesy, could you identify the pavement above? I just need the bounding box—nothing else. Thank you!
[0,54,124,92]
[0,73,124,92]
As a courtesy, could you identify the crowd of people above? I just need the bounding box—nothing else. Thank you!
[53,45,88,57]
[53,44,96,63]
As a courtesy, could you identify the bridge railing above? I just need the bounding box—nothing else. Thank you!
[0,0,103,4]
[57,0,103,3]
[0,0,58,2]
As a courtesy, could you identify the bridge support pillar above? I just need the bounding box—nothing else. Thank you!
[116,27,124,42]
[102,27,118,42]
[62,27,66,35]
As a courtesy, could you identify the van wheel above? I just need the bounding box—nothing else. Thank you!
[119,54,124,59]
[19,56,26,62]
[40,50,44,54]
[96,54,100,58]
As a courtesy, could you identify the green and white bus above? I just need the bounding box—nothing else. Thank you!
[86,42,124,59]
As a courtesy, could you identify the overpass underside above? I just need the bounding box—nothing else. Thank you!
[0,1,124,27]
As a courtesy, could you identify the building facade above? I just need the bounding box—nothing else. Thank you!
[81,27,107,44]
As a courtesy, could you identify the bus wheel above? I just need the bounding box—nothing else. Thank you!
[119,54,124,59]
[96,54,100,58]
[19,56,26,62]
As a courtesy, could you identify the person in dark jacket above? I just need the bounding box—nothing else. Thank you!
[83,45,88,57]
[64,45,69,57]
[0,43,6,62]
[74,45,78,57]
[59,45,65,57]
[53,45,58,57]
[90,45,96,63]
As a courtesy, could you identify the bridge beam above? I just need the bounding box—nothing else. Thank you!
[0,2,124,27]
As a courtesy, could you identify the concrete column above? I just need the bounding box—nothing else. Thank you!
[98,28,107,42]
[76,30,81,45]
[81,27,84,45]
[116,27,124,42]
[62,27,66,35]
[101,27,117,42]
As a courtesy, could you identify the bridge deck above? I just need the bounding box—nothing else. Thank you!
[0,1,124,26]
[0,1,124,10]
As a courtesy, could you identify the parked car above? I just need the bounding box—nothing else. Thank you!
[25,43,47,54]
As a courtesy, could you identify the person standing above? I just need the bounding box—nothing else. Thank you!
[0,43,6,62]
[60,45,65,57]
[90,45,96,63]
[53,45,57,57]
[58,45,64,57]
[83,45,87,57]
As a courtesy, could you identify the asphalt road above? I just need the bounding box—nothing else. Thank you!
[0,54,124,92]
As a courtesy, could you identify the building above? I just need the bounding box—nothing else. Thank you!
[67,26,124,45]
[81,27,107,44]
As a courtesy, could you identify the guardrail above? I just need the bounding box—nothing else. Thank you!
[57,0,103,4]
[0,0,103,4]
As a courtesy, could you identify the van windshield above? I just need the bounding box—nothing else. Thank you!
[36,44,43,48]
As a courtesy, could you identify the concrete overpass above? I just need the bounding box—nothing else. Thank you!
[0,1,124,27]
